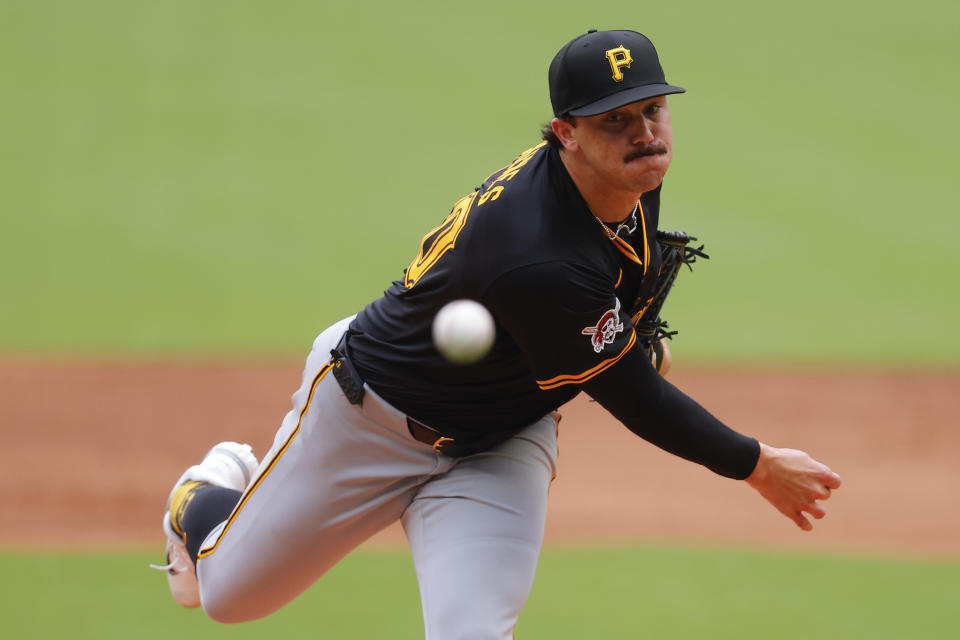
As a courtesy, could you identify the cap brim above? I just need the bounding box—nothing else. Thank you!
[567,84,685,117]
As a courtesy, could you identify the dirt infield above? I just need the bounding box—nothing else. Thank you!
[1,359,957,558]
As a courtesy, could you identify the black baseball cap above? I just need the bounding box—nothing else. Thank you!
[549,29,685,117]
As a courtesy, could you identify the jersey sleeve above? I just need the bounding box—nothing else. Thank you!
[483,261,637,391]
[582,346,760,479]
[485,260,759,480]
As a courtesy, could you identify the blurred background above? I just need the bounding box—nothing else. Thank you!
[1,1,957,638]
[2,0,957,364]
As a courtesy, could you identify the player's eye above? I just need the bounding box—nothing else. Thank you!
[644,102,664,118]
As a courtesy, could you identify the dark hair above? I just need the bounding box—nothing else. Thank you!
[540,116,575,150]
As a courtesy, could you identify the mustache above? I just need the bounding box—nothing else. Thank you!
[624,144,668,162]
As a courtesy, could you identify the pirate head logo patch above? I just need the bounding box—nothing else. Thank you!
[581,298,624,353]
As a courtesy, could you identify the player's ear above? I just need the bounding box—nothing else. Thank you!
[551,117,579,151]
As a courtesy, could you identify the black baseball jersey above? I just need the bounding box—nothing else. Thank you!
[349,142,656,430]
[349,142,759,478]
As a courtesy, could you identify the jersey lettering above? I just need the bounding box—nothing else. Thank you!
[483,143,546,194]
[404,192,477,289]
[478,185,504,206]
[405,144,547,287]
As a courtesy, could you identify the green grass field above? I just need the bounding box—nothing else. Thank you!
[1,1,958,638]
[2,0,958,364]
[2,547,957,639]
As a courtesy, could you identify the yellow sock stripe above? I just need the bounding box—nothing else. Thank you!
[169,481,205,538]
[536,331,637,390]
[197,359,336,560]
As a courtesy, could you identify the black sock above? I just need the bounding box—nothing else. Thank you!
[180,485,243,563]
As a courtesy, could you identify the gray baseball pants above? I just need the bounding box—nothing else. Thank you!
[194,316,559,639]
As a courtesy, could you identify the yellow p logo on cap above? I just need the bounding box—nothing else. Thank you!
[605,46,633,82]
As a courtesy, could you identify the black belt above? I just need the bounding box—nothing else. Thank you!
[405,417,458,454]
[330,332,461,455]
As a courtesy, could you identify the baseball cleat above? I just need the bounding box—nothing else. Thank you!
[152,512,202,607]
[150,442,259,608]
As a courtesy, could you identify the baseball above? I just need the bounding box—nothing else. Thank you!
[432,299,496,364]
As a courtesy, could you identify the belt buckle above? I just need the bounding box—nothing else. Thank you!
[432,436,455,453]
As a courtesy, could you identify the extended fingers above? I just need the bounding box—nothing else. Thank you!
[798,483,833,528]
[792,512,813,531]
[804,501,827,520]
[749,445,841,531]
[793,484,831,530]
[823,470,842,490]
[793,501,825,531]
[811,467,841,500]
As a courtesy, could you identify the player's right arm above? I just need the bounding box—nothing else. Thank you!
[581,343,760,479]
[745,443,842,531]
[485,261,759,478]
[584,353,841,529]
[486,261,840,528]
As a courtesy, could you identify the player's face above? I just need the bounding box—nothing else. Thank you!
[567,97,674,195]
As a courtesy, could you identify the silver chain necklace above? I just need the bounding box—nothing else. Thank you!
[593,202,639,239]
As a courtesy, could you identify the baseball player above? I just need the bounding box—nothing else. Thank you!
[152,29,841,638]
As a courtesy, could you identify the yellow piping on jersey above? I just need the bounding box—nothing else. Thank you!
[631,307,649,326]
[198,360,336,560]
[614,268,623,289]
[536,331,637,390]
[638,200,649,273]
[598,199,650,276]
[610,235,642,265]
[632,293,656,325]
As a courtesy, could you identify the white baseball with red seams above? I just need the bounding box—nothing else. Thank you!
[432,299,496,363]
